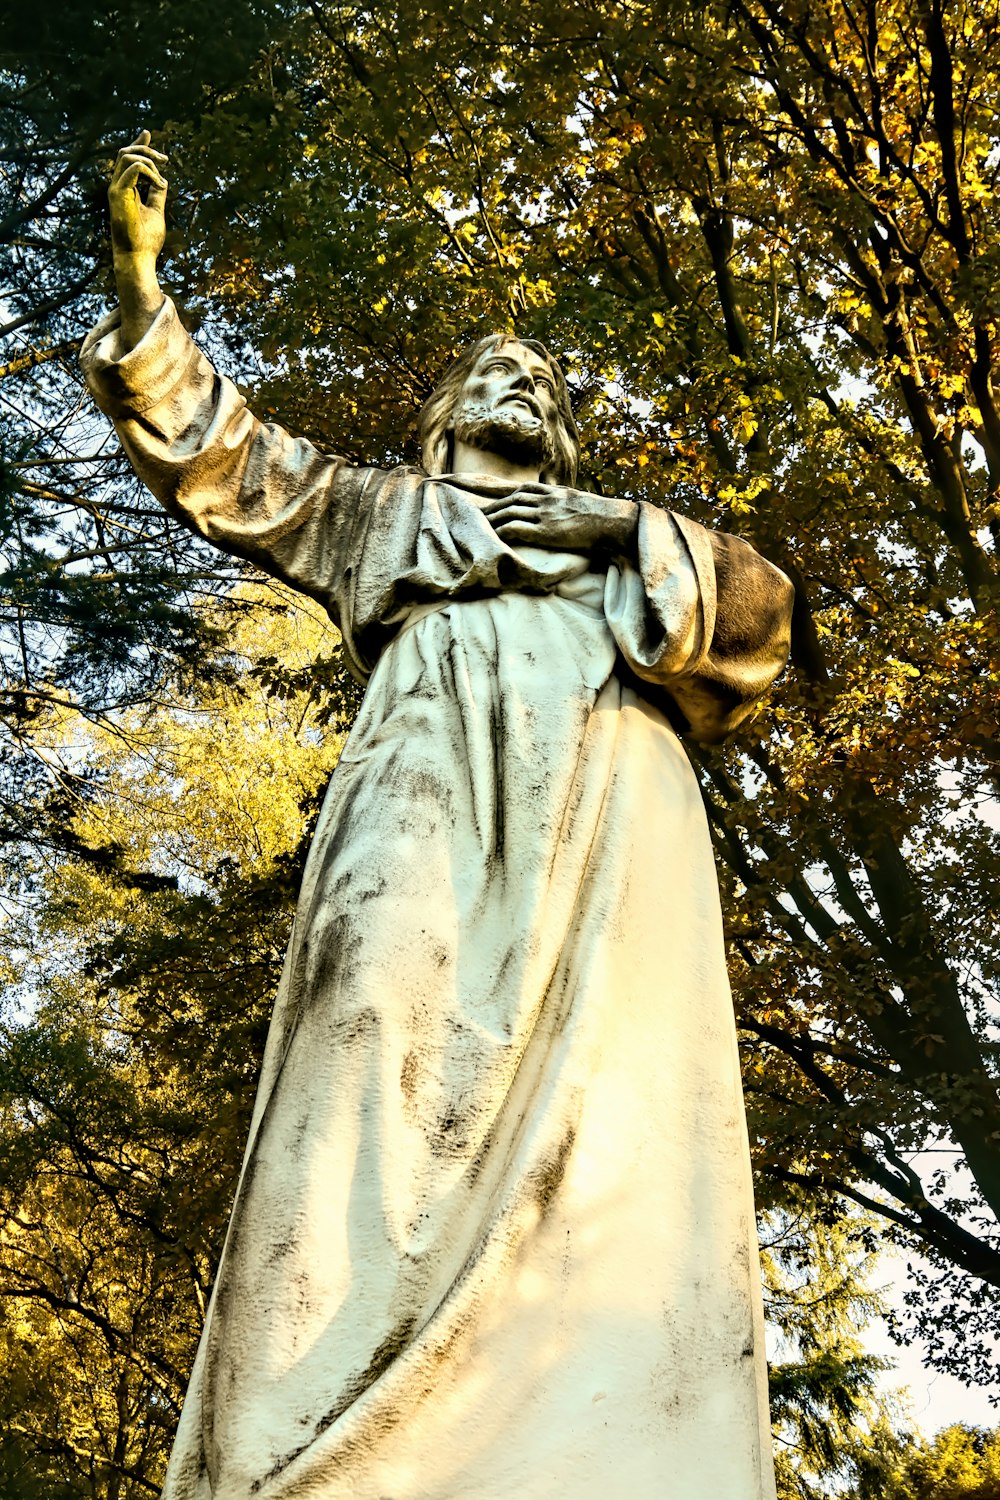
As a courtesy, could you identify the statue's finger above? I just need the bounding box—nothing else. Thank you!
[116,139,170,166]
[112,153,166,191]
[115,146,169,172]
[116,156,168,191]
[113,162,144,196]
[480,494,537,515]
[126,128,167,158]
[115,161,169,201]
[493,521,534,542]
[489,508,536,529]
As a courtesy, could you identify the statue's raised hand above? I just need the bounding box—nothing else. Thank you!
[108,131,169,349]
[109,131,168,262]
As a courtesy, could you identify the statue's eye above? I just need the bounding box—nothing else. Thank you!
[535,376,554,393]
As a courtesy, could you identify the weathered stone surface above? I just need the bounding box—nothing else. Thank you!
[84,137,794,1496]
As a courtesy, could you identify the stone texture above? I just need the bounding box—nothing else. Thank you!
[83,300,794,1499]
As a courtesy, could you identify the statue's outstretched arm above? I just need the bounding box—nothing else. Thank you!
[82,134,362,615]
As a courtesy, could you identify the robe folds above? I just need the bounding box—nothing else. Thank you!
[83,302,794,1500]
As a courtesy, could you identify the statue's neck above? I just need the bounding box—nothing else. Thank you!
[451,437,540,487]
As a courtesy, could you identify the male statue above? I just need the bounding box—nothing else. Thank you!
[82,132,795,1500]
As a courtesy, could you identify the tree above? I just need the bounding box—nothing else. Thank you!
[763,1203,909,1498]
[0,584,349,1494]
[879,1423,1000,1500]
[0,0,284,910]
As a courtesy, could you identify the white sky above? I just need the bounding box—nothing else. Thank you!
[870,1252,998,1433]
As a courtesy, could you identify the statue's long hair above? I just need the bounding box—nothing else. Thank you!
[418,334,580,486]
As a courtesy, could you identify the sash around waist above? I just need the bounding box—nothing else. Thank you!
[392,564,610,642]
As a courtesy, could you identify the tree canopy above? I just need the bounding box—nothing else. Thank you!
[2,0,999,1492]
[880,1423,1000,1500]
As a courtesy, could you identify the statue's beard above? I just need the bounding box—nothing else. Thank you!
[452,402,555,472]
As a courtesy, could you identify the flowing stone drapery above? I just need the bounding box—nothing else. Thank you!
[84,303,794,1500]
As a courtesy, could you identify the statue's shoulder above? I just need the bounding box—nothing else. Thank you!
[344,463,430,511]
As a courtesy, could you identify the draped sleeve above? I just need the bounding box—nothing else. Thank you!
[80,298,375,622]
[603,502,794,744]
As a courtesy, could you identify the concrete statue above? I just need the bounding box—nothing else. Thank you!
[82,133,795,1499]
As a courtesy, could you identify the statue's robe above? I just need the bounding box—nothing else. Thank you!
[83,303,793,1500]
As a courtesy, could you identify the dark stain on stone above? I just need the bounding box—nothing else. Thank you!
[533,1126,576,1215]
[467,1135,491,1184]
[334,1006,381,1047]
[488,693,506,859]
[267,1235,295,1267]
[400,1049,418,1102]
[304,912,362,1010]
[496,944,517,986]
[433,1110,467,1157]
[315,1316,420,1436]
[400,765,454,818]
[353,872,388,904]
[249,1317,419,1493]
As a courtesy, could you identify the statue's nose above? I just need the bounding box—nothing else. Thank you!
[511,369,536,392]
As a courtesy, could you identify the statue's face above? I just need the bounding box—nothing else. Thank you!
[450,341,560,471]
